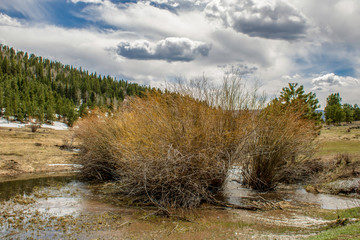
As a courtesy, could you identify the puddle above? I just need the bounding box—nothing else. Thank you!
[225,182,359,209]
[225,168,359,210]
[0,174,76,201]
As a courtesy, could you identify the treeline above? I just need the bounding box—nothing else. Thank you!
[325,93,360,124]
[0,45,152,126]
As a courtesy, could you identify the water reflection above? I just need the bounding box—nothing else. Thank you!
[0,174,76,201]
[224,180,359,210]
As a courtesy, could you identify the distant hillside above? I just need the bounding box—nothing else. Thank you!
[0,45,152,126]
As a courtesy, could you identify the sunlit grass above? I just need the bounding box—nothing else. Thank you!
[306,222,360,240]
[318,141,360,155]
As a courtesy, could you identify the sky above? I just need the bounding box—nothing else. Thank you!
[0,0,359,108]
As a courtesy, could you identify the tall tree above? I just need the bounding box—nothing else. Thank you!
[276,83,322,124]
[343,103,354,123]
[325,93,345,124]
[354,104,360,121]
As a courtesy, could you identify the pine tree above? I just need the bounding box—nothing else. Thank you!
[325,93,345,124]
[79,103,88,117]
[45,93,55,123]
[275,83,322,124]
[0,44,151,125]
[354,104,360,121]
[343,104,354,123]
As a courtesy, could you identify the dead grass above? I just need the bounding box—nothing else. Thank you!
[0,127,77,176]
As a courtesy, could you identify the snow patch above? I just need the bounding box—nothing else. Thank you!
[0,117,69,130]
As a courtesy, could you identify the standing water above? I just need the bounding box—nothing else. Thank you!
[0,173,358,239]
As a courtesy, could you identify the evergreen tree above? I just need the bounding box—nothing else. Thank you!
[275,83,322,124]
[0,44,151,125]
[17,103,25,123]
[343,104,354,123]
[45,93,55,123]
[354,104,360,121]
[79,103,88,117]
[324,93,345,124]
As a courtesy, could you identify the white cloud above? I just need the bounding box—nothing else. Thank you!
[310,73,360,107]
[0,13,21,27]
[205,0,308,40]
[0,0,51,22]
[77,1,212,40]
[312,73,359,90]
[293,0,360,44]
[117,37,211,62]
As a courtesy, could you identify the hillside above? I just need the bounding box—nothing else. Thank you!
[0,45,151,126]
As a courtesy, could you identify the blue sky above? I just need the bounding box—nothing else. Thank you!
[0,0,359,108]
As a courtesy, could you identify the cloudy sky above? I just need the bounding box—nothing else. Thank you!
[0,0,359,108]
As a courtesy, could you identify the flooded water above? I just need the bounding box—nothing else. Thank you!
[225,181,359,210]
[224,167,359,210]
[0,174,76,201]
[0,173,359,239]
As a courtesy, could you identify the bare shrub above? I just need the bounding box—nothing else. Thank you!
[239,101,318,191]
[168,68,266,111]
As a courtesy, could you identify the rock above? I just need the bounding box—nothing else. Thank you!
[325,178,360,194]
[305,185,319,194]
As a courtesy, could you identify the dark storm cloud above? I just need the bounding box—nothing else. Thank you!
[205,0,308,40]
[117,37,211,62]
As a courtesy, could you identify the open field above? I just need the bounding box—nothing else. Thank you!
[0,126,78,177]
[318,123,360,156]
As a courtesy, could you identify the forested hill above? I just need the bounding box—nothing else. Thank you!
[0,44,151,126]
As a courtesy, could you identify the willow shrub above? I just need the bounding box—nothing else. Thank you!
[76,93,251,208]
[239,101,318,191]
[76,78,319,207]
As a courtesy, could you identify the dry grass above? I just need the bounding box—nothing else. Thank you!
[0,127,77,176]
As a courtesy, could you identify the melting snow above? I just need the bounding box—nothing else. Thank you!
[0,117,69,130]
